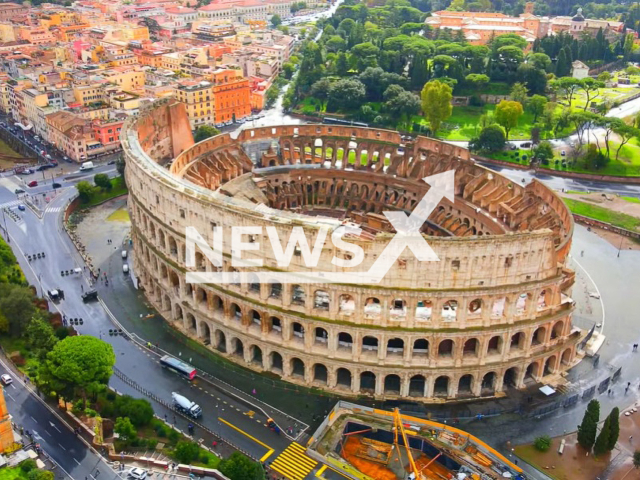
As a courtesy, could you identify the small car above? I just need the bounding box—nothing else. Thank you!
[52,182,61,189]
[27,180,38,187]
[14,188,24,194]
[127,467,147,479]
[1,374,12,385]
[19,169,33,175]
[17,205,25,211]
[123,264,129,274]
[82,289,98,302]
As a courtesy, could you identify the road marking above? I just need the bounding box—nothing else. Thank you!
[44,430,52,436]
[218,416,274,462]
[74,458,81,466]
[30,416,38,423]
[49,421,61,433]
[58,443,66,451]
[5,392,15,402]
[315,465,327,478]
[244,410,255,418]
[270,442,317,480]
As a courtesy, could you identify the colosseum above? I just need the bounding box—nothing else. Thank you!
[122,99,580,401]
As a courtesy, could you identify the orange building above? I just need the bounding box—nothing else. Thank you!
[212,68,250,124]
[92,118,124,147]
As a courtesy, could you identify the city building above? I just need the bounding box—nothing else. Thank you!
[46,110,94,161]
[0,3,23,22]
[123,100,579,401]
[92,118,123,148]
[571,60,590,79]
[174,81,214,127]
[211,67,250,124]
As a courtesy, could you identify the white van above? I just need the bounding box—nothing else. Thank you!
[122,264,129,274]
[79,161,94,171]
[121,250,128,259]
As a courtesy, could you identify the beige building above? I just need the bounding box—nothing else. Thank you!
[73,84,105,106]
[174,81,213,127]
[46,111,93,162]
[0,23,15,43]
[123,101,580,401]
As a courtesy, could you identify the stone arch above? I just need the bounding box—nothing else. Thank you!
[561,348,572,365]
[415,300,433,320]
[463,338,479,357]
[313,363,328,384]
[468,298,482,315]
[510,331,525,350]
[270,351,283,373]
[364,297,381,319]
[360,371,376,393]
[290,357,305,379]
[458,374,473,395]
[386,338,404,356]
[384,374,401,395]
[338,294,355,316]
[515,293,531,314]
[538,289,551,310]
[531,326,546,346]
[525,361,540,382]
[313,290,330,310]
[503,366,518,387]
[186,313,196,333]
[481,372,496,395]
[389,298,406,319]
[168,235,178,256]
[195,287,207,309]
[337,332,353,351]
[409,375,426,397]
[231,337,244,358]
[487,335,503,355]
[230,303,242,322]
[195,251,207,272]
[413,339,429,358]
[442,300,458,321]
[174,304,184,322]
[250,309,262,328]
[336,368,352,390]
[214,329,226,352]
[270,316,282,336]
[438,339,454,358]
[434,376,449,397]
[492,296,506,317]
[199,321,211,343]
[362,335,379,352]
[248,273,260,293]
[544,355,557,375]
[291,285,306,306]
[250,345,263,367]
[551,321,564,339]
[314,327,328,345]
[158,229,166,250]
[291,321,304,340]
[270,282,282,299]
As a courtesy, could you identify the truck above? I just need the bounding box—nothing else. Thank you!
[79,161,94,171]
[172,392,202,419]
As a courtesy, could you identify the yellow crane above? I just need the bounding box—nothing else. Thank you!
[393,408,424,480]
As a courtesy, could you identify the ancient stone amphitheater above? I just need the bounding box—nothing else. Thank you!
[123,100,579,400]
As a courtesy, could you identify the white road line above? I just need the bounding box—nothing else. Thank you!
[58,443,66,451]
[5,392,15,402]
[74,458,81,466]
[44,429,52,436]
[30,416,38,423]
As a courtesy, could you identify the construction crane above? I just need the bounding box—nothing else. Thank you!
[393,408,424,480]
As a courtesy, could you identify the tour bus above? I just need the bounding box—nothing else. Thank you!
[159,355,197,380]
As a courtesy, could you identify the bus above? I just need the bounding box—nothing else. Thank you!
[159,355,197,380]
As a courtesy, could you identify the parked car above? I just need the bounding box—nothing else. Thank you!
[27,180,38,187]
[0,374,12,386]
[14,188,24,194]
[127,468,147,479]
[19,169,33,175]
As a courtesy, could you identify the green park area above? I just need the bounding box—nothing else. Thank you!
[563,197,640,230]
[76,175,128,207]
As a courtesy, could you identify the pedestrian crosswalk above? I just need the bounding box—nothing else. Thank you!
[44,205,63,214]
[270,442,318,480]
[0,200,20,210]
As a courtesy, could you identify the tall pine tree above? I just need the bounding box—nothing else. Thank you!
[594,415,611,456]
[555,49,569,77]
[606,407,620,451]
[578,399,600,450]
[410,54,429,91]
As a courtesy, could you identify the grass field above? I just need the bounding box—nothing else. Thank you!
[0,139,21,157]
[107,208,130,222]
[81,177,128,207]
[563,198,640,231]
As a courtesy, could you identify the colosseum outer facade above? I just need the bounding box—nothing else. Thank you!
[122,100,580,401]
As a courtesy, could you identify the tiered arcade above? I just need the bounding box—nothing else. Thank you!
[122,100,579,400]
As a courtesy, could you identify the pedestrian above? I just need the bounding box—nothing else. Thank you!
[628,382,631,388]
[212,441,217,449]
[80,284,83,293]
[580,250,584,257]
[630,436,633,441]
[608,389,611,396]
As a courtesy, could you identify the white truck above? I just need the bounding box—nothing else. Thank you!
[79,161,94,171]
[172,392,202,419]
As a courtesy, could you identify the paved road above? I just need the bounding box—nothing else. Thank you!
[0,357,119,480]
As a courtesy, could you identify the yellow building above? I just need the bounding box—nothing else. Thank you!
[175,81,213,128]
[17,26,56,45]
[121,25,149,41]
[0,82,10,115]
[161,52,181,72]
[73,84,105,106]
[110,92,140,111]
[39,13,61,29]
[23,88,50,137]
[0,23,15,43]
[102,70,145,92]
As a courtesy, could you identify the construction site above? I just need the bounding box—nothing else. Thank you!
[307,401,525,480]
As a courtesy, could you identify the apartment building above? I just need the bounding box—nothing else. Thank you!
[17,26,57,45]
[73,84,105,106]
[22,88,53,138]
[174,81,214,127]
[0,23,15,43]
[211,67,250,124]
[91,118,123,149]
[0,3,23,22]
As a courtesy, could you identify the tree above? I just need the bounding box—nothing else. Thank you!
[335,52,349,76]
[270,14,282,27]
[327,78,366,110]
[469,125,506,153]
[552,77,581,106]
[420,80,452,136]
[527,52,551,71]
[194,125,220,143]
[495,100,523,139]
[634,450,640,468]
[116,157,125,177]
[531,141,554,164]
[114,417,137,443]
[594,415,611,456]
[555,48,570,77]
[114,395,154,427]
[509,82,528,105]
[0,284,35,337]
[174,441,200,464]
[94,173,111,191]
[219,452,266,480]
[534,435,551,452]
[612,124,639,161]
[28,471,54,480]
[25,314,58,361]
[310,78,331,110]
[325,35,346,53]
[624,33,635,60]
[383,91,421,129]
[597,71,612,83]
[282,62,295,79]
[578,399,600,451]
[39,336,115,404]
[528,95,548,123]
[465,73,489,89]
[76,181,97,203]
[580,78,605,111]
[606,407,620,451]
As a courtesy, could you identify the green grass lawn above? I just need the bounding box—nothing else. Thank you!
[0,140,21,157]
[81,177,128,207]
[621,195,640,203]
[563,198,640,231]
[481,148,531,165]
